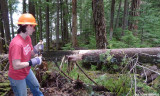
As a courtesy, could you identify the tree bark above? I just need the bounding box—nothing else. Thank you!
[72,0,78,48]
[8,1,14,39]
[56,0,60,50]
[66,47,160,64]
[39,0,43,40]
[1,48,160,64]
[23,0,26,13]
[122,0,128,36]
[0,8,7,54]
[129,0,141,36]
[29,0,36,45]
[62,0,69,44]
[109,0,115,40]
[0,0,11,45]
[115,0,122,29]
[92,0,108,49]
[46,0,50,51]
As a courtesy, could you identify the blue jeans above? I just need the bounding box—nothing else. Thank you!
[8,69,44,96]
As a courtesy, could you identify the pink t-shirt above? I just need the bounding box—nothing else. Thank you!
[8,34,33,80]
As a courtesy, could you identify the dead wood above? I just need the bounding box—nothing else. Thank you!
[146,73,159,84]
[141,65,158,79]
[66,47,160,64]
[1,47,160,63]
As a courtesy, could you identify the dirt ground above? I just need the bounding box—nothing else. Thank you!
[5,70,111,96]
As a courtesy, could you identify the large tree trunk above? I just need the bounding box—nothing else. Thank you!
[32,47,160,65]
[66,47,160,64]
[92,0,108,49]
[1,48,160,64]
[72,0,78,48]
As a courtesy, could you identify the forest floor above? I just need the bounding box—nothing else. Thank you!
[0,70,113,96]
[0,60,160,96]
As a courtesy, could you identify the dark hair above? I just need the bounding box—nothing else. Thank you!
[17,24,27,34]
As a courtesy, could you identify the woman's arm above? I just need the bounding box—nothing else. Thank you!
[12,59,29,70]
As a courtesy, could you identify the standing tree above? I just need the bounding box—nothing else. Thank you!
[115,0,122,29]
[56,0,60,50]
[0,0,11,45]
[122,0,129,36]
[8,0,15,38]
[23,0,26,13]
[92,0,108,49]
[71,0,78,48]
[62,0,69,44]
[38,0,43,40]
[29,0,36,45]
[109,0,115,40]
[0,7,7,53]
[129,0,141,36]
[46,0,50,51]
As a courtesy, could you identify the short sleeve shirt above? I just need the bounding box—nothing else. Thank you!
[8,34,33,80]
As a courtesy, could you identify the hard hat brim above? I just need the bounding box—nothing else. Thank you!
[17,22,38,25]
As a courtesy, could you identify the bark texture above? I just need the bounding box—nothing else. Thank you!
[92,0,108,49]
[1,48,160,64]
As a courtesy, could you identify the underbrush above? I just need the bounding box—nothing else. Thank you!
[55,61,160,96]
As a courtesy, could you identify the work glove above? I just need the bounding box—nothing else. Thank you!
[29,56,42,66]
[33,40,44,54]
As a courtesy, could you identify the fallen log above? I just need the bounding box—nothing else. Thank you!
[66,47,160,64]
[1,47,160,63]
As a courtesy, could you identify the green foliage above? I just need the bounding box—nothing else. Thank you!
[90,65,97,71]
[99,51,122,73]
[61,43,74,50]
[137,82,158,93]
[78,34,96,49]
[95,74,134,96]
[121,30,141,48]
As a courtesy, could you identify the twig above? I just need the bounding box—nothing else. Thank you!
[75,62,98,86]
[60,56,65,70]
[54,61,74,82]
[143,67,148,83]
[56,75,60,88]
[129,54,139,73]
[134,68,137,96]
[126,74,133,96]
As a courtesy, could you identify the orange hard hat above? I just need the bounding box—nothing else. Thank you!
[17,13,37,25]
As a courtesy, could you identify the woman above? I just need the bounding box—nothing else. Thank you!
[8,13,44,96]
